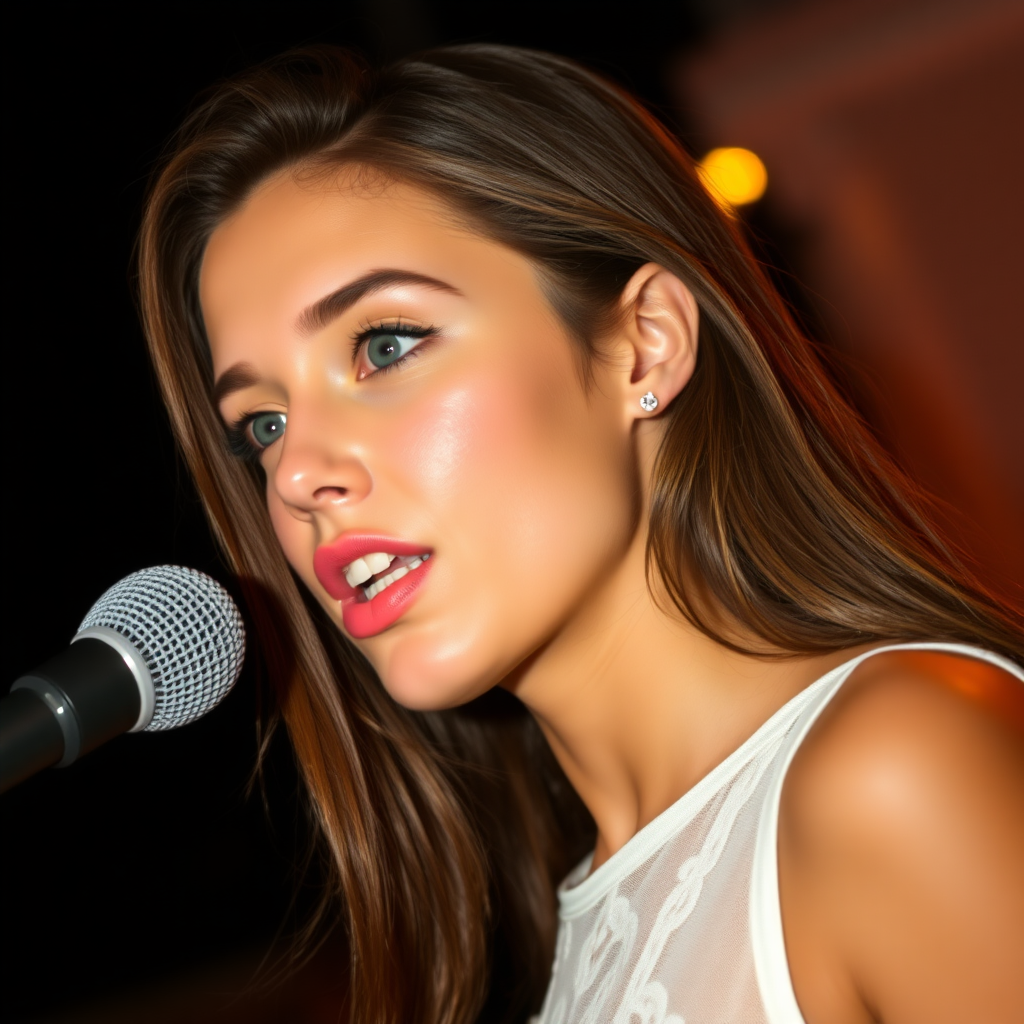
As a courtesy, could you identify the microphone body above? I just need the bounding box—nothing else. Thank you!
[1,566,245,793]
[2,639,142,789]
[1,691,64,788]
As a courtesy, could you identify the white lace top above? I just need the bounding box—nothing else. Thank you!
[535,643,1023,1024]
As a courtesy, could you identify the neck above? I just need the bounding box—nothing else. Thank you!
[507,527,864,870]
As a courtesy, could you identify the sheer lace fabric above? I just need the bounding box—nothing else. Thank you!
[535,644,1022,1024]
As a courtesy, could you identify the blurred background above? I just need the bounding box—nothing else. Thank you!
[4,1,1021,1021]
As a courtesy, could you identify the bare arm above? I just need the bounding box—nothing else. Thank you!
[779,650,1024,1023]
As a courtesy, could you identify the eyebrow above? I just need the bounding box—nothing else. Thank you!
[212,268,462,405]
[295,268,462,337]
[212,363,260,406]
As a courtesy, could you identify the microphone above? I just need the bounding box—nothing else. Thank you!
[0,566,245,793]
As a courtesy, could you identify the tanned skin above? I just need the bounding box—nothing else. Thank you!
[781,651,1024,1023]
[202,169,1024,1023]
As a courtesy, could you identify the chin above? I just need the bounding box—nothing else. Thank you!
[370,628,515,712]
[377,668,493,713]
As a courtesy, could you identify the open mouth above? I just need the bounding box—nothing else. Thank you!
[343,551,432,603]
[314,535,435,639]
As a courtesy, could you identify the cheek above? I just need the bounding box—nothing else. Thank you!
[382,358,633,661]
[383,352,594,543]
[387,376,530,506]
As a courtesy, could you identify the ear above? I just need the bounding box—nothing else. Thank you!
[613,263,699,419]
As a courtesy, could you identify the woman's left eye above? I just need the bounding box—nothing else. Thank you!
[226,410,286,464]
[358,327,434,376]
[249,411,286,448]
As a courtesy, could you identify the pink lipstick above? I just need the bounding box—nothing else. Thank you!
[314,533,434,639]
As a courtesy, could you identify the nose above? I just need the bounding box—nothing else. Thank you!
[269,411,373,518]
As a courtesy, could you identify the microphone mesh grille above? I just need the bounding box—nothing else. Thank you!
[78,565,245,730]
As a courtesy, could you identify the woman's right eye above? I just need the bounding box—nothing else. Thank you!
[247,411,287,450]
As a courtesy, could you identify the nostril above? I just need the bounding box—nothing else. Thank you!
[312,486,348,503]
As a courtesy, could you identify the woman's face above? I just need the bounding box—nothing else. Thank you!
[201,168,642,710]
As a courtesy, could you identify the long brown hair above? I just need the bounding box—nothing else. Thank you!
[138,44,1022,1023]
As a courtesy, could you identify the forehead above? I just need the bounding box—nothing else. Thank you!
[199,166,530,346]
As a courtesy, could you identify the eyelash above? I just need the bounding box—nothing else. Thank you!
[352,319,438,378]
[224,320,439,463]
[225,417,266,465]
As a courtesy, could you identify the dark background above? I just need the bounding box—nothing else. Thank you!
[3,2,1020,1022]
[3,5,764,1021]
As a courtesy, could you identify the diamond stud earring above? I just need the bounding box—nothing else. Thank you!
[640,391,659,412]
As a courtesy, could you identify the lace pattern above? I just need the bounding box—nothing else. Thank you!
[535,644,1023,1024]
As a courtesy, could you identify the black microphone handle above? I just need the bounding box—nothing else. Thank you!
[1,639,141,793]
[0,690,64,791]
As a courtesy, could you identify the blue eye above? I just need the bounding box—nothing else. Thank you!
[249,411,286,449]
[365,330,428,370]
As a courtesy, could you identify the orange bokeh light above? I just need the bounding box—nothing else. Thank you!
[698,147,768,208]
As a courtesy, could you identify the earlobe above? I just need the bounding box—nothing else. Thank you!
[617,264,699,417]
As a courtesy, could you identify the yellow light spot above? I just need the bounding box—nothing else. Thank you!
[698,147,768,209]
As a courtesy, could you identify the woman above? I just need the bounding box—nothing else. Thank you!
[139,45,1023,1023]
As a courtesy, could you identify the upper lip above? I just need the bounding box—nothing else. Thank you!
[314,532,433,601]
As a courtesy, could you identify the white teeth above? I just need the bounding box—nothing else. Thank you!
[344,557,372,587]
[343,551,396,587]
[341,550,431,599]
[363,551,395,574]
[362,555,425,601]
[365,565,409,601]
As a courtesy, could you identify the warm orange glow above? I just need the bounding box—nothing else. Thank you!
[698,147,768,208]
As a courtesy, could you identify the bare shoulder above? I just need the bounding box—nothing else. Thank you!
[779,649,1024,1023]
[786,648,1024,822]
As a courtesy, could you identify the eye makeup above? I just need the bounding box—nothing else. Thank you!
[222,318,441,462]
[225,411,286,463]
[352,319,438,380]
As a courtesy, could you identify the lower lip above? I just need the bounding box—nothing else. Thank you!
[340,558,434,639]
